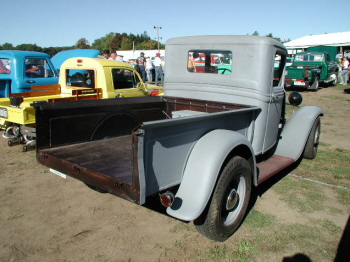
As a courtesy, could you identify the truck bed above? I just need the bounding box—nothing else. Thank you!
[36,96,258,204]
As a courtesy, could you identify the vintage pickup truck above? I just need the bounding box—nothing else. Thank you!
[0,57,156,151]
[285,46,339,91]
[34,35,323,242]
[0,49,100,98]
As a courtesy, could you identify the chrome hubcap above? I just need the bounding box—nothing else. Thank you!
[226,189,239,211]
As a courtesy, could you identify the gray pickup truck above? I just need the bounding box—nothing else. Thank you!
[34,35,323,242]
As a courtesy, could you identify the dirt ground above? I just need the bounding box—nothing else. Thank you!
[0,86,349,262]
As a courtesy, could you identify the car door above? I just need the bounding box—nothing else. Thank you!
[22,57,58,91]
[263,49,287,152]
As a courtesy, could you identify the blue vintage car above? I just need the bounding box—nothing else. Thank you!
[0,49,100,97]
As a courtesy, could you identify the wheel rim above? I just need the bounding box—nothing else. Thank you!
[222,174,246,226]
[314,126,320,145]
[313,124,320,153]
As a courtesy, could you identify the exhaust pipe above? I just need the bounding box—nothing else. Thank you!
[2,126,20,139]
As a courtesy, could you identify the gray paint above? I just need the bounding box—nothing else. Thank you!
[275,106,323,160]
[137,107,259,204]
[166,129,255,221]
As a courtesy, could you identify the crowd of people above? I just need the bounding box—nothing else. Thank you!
[101,50,164,85]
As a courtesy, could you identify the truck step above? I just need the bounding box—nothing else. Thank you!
[256,155,294,184]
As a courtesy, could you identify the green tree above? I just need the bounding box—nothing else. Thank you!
[265,33,282,43]
[16,44,43,52]
[75,38,91,49]
[1,42,15,50]
[92,32,114,52]
[120,37,134,50]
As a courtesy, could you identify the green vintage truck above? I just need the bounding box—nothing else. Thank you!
[285,46,339,91]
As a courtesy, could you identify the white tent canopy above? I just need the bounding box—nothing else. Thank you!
[284,31,350,49]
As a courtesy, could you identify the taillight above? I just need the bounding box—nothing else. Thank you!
[160,191,175,207]
[151,90,160,96]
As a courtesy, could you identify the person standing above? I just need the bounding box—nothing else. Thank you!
[145,56,154,82]
[109,51,124,62]
[187,52,197,72]
[153,53,164,86]
[102,50,110,59]
[136,52,147,81]
[341,57,349,85]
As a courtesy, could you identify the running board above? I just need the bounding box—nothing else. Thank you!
[256,155,295,184]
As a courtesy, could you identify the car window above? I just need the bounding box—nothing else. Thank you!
[112,68,140,89]
[188,50,232,74]
[25,58,55,78]
[294,54,324,62]
[0,58,11,74]
[66,69,95,88]
[274,53,286,86]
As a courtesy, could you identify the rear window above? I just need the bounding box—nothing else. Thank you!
[294,54,324,62]
[188,50,232,74]
[66,69,95,88]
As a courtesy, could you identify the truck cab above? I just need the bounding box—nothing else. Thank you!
[0,50,58,97]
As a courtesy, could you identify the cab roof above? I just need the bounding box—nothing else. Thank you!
[61,57,134,69]
[166,35,286,49]
[0,50,51,59]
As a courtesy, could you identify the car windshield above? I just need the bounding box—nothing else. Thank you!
[294,54,324,62]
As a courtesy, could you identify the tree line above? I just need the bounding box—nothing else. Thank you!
[0,31,164,57]
[0,31,289,57]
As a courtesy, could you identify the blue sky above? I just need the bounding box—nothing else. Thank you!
[1,0,349,48]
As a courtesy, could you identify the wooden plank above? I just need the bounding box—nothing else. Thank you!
[31,84,61,90]
[10,89,61,97]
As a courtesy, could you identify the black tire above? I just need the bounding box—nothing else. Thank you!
[303,117,321,159]
[194,156,252,241]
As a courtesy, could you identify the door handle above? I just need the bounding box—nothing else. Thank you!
[26,80,35,83]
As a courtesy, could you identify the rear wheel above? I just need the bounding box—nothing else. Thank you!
[194,156,252,241]
[303,117,321,159]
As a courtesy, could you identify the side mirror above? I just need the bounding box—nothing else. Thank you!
[288,91,303,106]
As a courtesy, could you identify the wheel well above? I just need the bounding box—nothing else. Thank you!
[221,145,254,178]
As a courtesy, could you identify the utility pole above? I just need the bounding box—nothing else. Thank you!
[154,25,162,52]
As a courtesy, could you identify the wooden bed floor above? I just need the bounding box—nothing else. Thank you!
[40,135,134,183]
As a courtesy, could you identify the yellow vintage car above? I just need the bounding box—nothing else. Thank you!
[0,57,159,150]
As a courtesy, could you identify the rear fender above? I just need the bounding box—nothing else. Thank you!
[275,106,323,160]
[166,129,255,221]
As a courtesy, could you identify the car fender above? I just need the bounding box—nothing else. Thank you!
[275,106,323,160]
[166,129,255,221]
